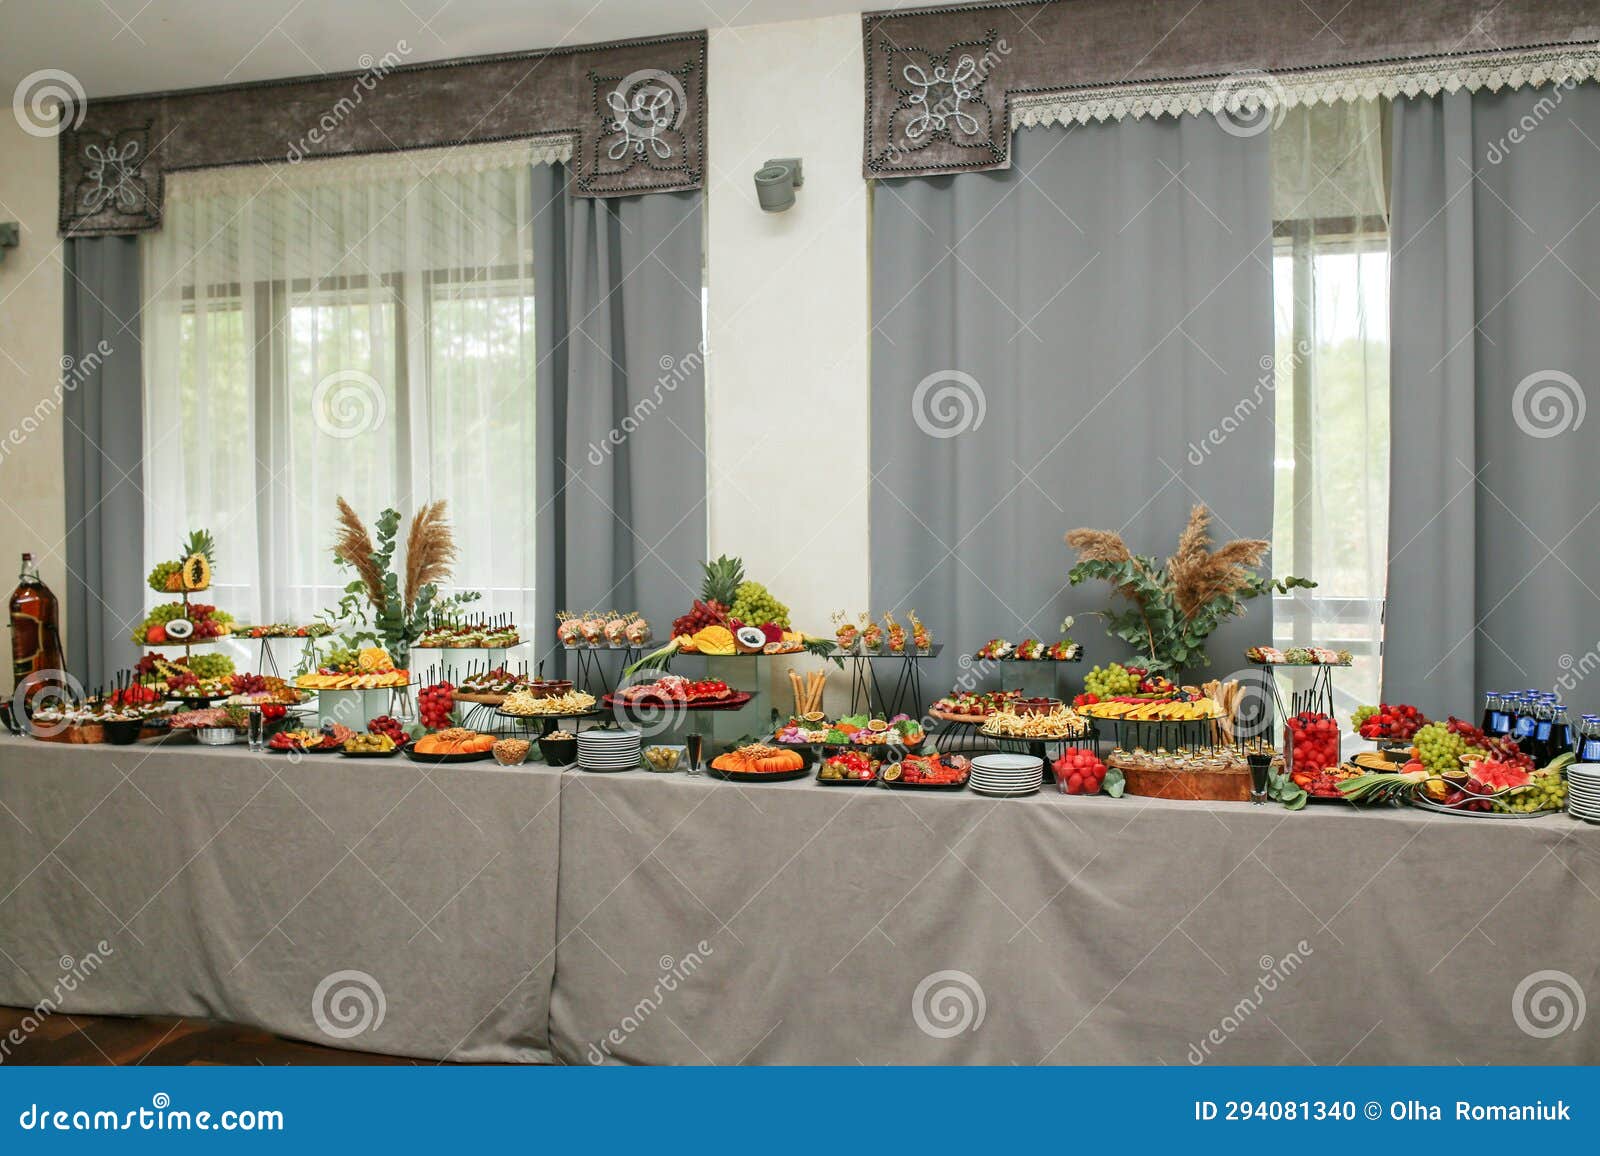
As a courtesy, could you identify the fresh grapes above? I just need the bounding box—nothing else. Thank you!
[185,652,236,680]
[1412,722,1467,776]
[729,581,790,629]
[1084,662,1140,699]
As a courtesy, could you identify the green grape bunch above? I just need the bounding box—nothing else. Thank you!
[186,652,236,680]
[1084,662,1140,699]
[1412,722,1467,776]
[729,580,790,629]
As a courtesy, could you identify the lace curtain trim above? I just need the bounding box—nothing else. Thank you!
[1011,46,1600,129]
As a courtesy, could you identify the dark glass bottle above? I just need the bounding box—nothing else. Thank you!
[9,553,65,699]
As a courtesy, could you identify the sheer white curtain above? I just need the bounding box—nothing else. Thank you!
[142,145,539,630]
[1269,99,1391,713]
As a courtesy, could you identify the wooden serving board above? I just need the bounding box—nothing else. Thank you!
[1121,764,1252,803]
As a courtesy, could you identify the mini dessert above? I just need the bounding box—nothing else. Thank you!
[624,615,653,647]
[883,613,906,654]
[907,610,932,654]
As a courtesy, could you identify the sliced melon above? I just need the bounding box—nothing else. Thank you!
[164,617,195,641]
[357,647,392,673]
[734,625,766,653]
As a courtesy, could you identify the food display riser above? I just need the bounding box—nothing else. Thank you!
[688,656,767,747]
[314,687,411,731]
[422,644,530,687]
[255,635,321,679]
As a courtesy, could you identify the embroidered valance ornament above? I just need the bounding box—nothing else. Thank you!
[863,0,1600,180]
[58,31,706,237]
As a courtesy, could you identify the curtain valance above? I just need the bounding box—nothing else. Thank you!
[58,31,705,237]
[862,0,1598,180]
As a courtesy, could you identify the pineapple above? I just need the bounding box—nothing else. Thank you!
[700,555,745,607]
[178,528,216,591]
[181,528,216,563]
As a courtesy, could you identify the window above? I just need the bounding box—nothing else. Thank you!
[142,151,537,632]
[1269,100,1391,711]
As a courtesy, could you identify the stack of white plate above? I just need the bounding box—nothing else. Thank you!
[1566,763,1600,822]
[969,753,1044,797]
[578,728,642,772]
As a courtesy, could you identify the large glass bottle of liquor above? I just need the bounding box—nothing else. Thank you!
[9,553,64,694]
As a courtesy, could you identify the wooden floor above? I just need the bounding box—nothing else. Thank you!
[0,1005,428,1065]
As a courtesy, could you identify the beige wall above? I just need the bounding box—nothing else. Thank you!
[0,116,67,646]
[705,16,870,632]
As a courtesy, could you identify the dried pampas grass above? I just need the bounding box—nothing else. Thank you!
[334,497,386,612]
[1067,505,1271,624]
[1064,528,1131,564]
[404,500,457,611]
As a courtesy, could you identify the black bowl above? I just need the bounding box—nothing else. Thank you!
[102,718,143,745]
[538,735,578,766]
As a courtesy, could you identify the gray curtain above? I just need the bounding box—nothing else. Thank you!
[62,236,144,687]
[1384,85,1600,717]
[870,120,1274,691]
[532,166,706,666]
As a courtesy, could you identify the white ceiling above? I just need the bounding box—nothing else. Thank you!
[0,0,880,99]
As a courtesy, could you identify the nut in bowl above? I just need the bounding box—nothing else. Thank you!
[493,738,532,766]
[538,730,579,767]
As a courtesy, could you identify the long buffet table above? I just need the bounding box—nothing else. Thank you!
[2,734,1597,1064]
[0,736,559,1062]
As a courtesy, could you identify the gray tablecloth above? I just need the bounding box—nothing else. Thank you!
[6,734,1599,1064]
[551,773,1600,1065]
[0,736,560,1062]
